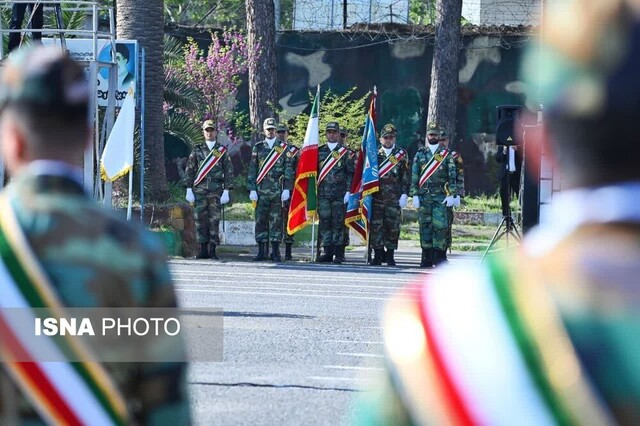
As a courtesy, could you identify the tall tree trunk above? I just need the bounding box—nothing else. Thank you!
[246,0,278,142]
[426,0,462,144]
[116,0,169,202]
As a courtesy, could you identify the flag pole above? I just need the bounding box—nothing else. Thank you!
[310,216,316,262]
[126,169,133,220]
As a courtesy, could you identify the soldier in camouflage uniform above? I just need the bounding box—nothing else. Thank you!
[439,128,464,257]
[183,119,233,260]
[317,122,354,263]
[370,124,410,266]
[336,126,356,263]
[278,123,299,261]
[410,122,457,268]
[247,118,294,262]
[0,47,190,424]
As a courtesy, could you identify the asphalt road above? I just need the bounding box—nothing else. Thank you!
[171,248,478,425]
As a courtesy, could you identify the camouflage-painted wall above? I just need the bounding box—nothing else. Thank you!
[274,32,528,195]
[169,28,530,195]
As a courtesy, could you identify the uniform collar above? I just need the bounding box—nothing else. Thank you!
[525,181,640,256]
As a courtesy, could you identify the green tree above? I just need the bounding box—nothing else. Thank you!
[281,88,370,152]
[410,0,437,25]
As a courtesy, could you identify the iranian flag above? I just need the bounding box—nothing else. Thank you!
[287,86,320,234]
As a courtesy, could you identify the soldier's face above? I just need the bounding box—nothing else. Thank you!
[381,135,395,148]
[277,130,288,142]
[264,127,276,138]
[439,138,449,148]
[326,129,339,142]
[427,133,439,144]
[203,127,217,141]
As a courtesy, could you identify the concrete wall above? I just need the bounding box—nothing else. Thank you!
[462,0,541,26]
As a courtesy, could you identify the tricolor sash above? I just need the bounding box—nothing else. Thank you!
[193,145,227,186]
[418,149,449,188]
[378,150,406,178]
[287,145,299,158]
[318,146,348,184]
[0,195,128,426]
[382,254,615,426]
[256,142,287,185]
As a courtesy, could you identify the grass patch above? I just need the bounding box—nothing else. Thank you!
[400,222,501,252]
[457,194,520,213]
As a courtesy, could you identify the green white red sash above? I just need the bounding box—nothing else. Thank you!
[256,142,287,184]
[378,150,406,178]
[383,255,614,426]
[318,146,348,184]
[418,149,449,188]
[287,145,299,158]
[0,195,128,426]
[193,145,227,186]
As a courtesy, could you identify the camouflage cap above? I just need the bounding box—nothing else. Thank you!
[340,126,348,136]
[426,122,441,136]
[263,117,277,129]
[325,121,340,131]
[439,129,448,139]
[202,120,216,130]
[0,46,89,115]
[381,123,397,137]
[523,0,640,118]
[276,123,288,132]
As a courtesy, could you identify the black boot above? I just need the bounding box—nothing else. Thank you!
[420,249,433,268]
[270,242,282,262]
[318,246,334,263]
[209,243,219,260]
[253,243,267,261]
[371,249,384,265]
[386,249,396,266]
[434,249,448,266]
[285,243,293,261]
[333,245,345,264]
[196,243,208,259]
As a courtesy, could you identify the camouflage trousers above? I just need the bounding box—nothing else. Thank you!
[370,199,401,250]
[446,206,454,251]
[342,205,350,246]
[193,190,222,244]
[318,197,345,246]
[282,199,294,244]
[417,194,448,250]
[255,194,284,243]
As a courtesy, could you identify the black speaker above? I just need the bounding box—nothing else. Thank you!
[496,105,522,146]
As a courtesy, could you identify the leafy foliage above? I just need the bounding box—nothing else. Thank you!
[280,88,371,151]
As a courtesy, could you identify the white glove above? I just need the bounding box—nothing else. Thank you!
[452,195,461,208]
[343,192,351,204]
[412,196,420,209]
[443,195,455,207]
[220,189,230,205]
[399,194,408,208]
[249,190,258,201]
[281,189,290,202]
[185,188,195,203]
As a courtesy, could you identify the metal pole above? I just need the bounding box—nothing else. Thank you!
[310,220,316,262]
[343,0,347,29]
[140,47,146,222]
[127,166,133,220]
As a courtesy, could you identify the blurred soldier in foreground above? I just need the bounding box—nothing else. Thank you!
[0,47,190,424]
[357,0,640,424]
[317,122,354,263]
[370,124,410,266]
[278,123,299,261]
[439,128,464,257]
[183,119,233,259]
[410,122,457,268]
[247,118,294,262]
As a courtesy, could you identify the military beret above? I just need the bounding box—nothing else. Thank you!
[202,120,216,130]
[0,46,89,115]
[381,123,397,137]
[263,117,277,129]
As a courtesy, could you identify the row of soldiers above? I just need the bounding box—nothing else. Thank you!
[182,118,464,267]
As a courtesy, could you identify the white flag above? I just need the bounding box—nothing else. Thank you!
[100,87,135,181]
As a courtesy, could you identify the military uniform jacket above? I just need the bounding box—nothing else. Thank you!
[286,144,300,177]
[452,151,465,197]
[183,142,233,194]
[0,169,190,424]
[374,145,411,204]
[247,139,294,197]
[410,145,457,197]
[317,143,354,199]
